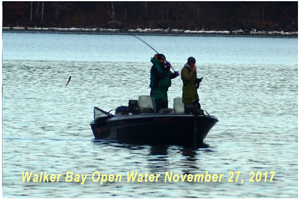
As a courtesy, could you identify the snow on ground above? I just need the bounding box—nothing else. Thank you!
[2,27,298,36]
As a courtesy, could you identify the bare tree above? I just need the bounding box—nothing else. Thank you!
[30,2,33,22]
[54,2,59,20]
[36,2,39,20]
[262,3,264,21]
[124,8,127,22]
[111,2,115,21]
[41,1,44,21]
[52,2,70,21]
[145,2,147,19]
[107,2,115,21]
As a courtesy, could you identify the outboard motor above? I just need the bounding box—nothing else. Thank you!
[115,106,130,115]
[115,100,140,115]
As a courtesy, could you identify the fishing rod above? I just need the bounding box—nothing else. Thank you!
[131,34,176,72]
[131,34,159,54]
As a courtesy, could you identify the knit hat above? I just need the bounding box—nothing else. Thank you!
[187,57,196,64]
[156,54,166,61]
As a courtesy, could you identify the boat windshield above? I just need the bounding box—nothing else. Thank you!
[94,107,114,120]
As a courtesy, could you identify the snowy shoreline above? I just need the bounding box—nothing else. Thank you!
[2,27,298,37]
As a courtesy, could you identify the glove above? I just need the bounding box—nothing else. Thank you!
[174,71,179,77]
[166,61,172,68]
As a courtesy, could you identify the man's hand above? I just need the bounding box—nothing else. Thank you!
[174,71,179,77]
[193,65,197,72]
[166,61,172,68]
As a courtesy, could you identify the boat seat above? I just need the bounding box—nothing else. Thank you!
[158,108,173,114]
[173,97,185,113]
[140,107,155,113]
[138,95,157,113]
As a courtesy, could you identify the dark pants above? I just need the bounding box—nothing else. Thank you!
[150,90,168,113]
[184,100,203,114]
[154,98,168,113]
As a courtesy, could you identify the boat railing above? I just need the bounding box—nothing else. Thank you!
[204,110,211,117]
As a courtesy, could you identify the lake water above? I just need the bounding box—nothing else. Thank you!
[2,32,298,198]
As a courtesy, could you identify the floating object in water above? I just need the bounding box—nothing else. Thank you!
[66,76,71,87]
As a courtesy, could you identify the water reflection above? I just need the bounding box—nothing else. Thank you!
[92,141,204,176]
[147,146,202,177]
[147,145,170,174]
[149,145,169,156]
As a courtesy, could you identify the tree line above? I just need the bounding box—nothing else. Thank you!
[3,2,298,32]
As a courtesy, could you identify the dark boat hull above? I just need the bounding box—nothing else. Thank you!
[90,113,218,147]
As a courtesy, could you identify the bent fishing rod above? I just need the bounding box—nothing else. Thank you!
[131,34,176,72]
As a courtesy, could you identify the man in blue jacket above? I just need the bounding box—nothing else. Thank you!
[150,54,179,112]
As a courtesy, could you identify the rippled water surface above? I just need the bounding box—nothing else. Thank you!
[2,32,298,198]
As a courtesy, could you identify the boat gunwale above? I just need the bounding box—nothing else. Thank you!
[91,113,218,124]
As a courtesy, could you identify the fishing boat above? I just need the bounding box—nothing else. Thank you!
[90,96,218,147]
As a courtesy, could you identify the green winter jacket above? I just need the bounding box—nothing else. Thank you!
[149,57,174,89]
[149,57,177,101]
[181,63,199,104]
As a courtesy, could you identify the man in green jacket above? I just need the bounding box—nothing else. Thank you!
[150,54,179,112]
[181,57,203,114]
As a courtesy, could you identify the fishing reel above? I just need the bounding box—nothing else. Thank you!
[196,77,203,89]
